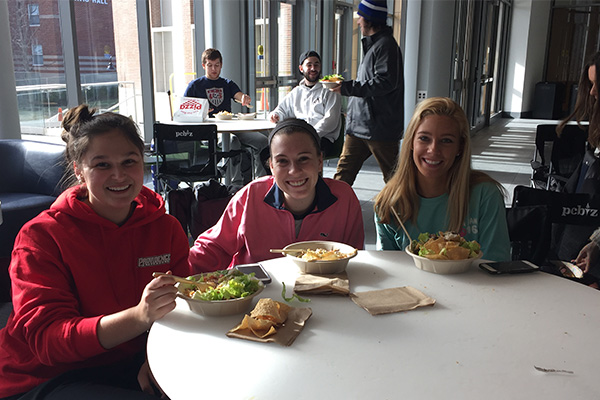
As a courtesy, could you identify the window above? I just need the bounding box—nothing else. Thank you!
[32,44,43,66]
[28,4,40,26]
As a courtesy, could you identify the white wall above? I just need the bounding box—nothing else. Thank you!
[503,0,551,117]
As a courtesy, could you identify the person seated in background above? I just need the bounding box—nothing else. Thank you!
[184,48,268,185]
[374,97,511,262]
[558,51,600,195]
[188,118,364,272]
[551,52,600,263]
[268,50,341,156]
[0,105,190,399]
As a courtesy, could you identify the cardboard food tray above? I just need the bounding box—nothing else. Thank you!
[227,307,312,346]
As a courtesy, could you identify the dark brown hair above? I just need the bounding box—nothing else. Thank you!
[268,118,321,155]
[61,104,144,185]
[558,51,600,147]
[202,48,223,65]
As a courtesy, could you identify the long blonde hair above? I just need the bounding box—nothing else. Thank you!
[374,97,502,231]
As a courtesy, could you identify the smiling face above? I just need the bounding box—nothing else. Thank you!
[300,56,321,84]
[75,129,144,225]
[203,58,222,80]
[412,115,462,198]
[269,130,323,215]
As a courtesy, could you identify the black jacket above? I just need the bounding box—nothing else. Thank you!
[340,27,404,141]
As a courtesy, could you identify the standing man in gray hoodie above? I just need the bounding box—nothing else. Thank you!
[331,0,404,186]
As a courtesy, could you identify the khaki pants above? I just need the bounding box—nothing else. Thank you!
[334,134,400,186]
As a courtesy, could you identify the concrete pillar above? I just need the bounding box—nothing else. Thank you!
[0,1,22,139]
[206,0,246,113]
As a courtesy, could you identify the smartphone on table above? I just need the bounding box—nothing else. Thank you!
[234,263,272,283]
[479,260,540,275]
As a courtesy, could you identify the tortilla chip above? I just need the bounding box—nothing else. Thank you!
[251,298,290,324]
[230,314,278,338]
[444,241,460,249]
[423,237,446,254]
[445,246,470,260]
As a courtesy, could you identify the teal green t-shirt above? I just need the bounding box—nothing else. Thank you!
[375,182,511,262]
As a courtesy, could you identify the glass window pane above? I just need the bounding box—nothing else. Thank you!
[9,0,66,136]
[150,0,196,123]
[74,1,120,114]
[28,3,40,26]
[278,3,292,77]
[255,1,270,78]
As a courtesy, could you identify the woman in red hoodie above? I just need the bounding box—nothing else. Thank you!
[0,105,190,399]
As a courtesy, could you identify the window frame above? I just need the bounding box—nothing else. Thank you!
[31,44,43,66]
[28,3,40,27]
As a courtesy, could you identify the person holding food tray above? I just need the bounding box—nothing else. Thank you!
[268,50,341,156]
[330,0,404,187]
[0,105,190,399]
[189,118,364,272]
[374,97,511,262]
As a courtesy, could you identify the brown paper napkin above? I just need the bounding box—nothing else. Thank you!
[350,286,435,315]
[294,272,350,295]
[227,307,313,346]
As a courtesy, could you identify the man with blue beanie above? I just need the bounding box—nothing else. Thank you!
[331,0,404,186]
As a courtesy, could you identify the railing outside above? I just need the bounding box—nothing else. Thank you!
[16,81,138,135]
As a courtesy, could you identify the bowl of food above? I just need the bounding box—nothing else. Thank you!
[405,231,483,274]
[282,240,358,274]
[320,74,344,89]
[214,111,233,120]
[237,112,256,120]
[176,269,264,316]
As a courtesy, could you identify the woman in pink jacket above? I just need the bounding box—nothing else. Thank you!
[189,118,365,272]
[0,105,190,399]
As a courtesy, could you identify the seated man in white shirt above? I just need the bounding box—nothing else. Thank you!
[269,50,342,156]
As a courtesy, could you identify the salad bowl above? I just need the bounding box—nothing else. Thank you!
[405,246,483,274]
[320,81,342,89]
[177,271,264,316]
[282,240,357,274]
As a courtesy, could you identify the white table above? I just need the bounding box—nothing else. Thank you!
[205,117,275,134]
[147,251,600,399]
[209,118,274,184]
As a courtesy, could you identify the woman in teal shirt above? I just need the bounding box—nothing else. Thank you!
[375,97,511,262]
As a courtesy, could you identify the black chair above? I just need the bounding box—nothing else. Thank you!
[154,123,220,196]
[530,124,556,189]
[530,124,587,191]
[507,185,600,269]
[153,123,246,197]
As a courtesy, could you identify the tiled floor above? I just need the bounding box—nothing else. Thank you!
[322,117,545,249]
